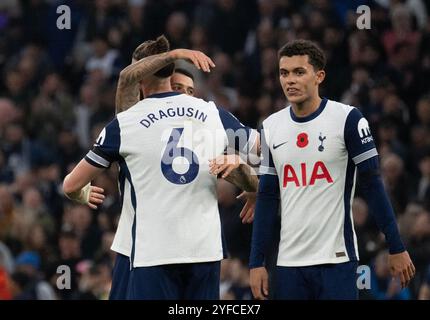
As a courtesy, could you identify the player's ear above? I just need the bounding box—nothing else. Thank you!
[316,70,325,85]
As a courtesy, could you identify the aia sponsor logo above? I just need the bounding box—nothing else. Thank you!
[283,161,333,187]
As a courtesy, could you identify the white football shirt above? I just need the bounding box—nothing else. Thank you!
[260,98,378,266]
[85,92,257,267]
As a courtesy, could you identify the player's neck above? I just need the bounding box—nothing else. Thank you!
[291,95,322,118]
[142,79,172,98]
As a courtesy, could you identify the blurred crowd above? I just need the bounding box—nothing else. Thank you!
[0,0,430,300]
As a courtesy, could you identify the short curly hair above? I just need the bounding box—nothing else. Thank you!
[132,35,175,78]
[278,40,326,71]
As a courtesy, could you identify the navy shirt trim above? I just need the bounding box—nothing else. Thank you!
[290,98,328,123]
[146,91,182,99]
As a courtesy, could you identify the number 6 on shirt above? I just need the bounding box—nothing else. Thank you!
[161,127,199,185]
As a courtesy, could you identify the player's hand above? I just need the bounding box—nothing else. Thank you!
[388,251,415,289]
[209,154,241,179]
[170,49,215,72]
[250,267,269,300]
[87,186,105,210]
[237,191,256,223]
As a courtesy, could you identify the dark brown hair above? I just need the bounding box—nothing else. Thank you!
[132,35,174,78]
[278,40,326,71]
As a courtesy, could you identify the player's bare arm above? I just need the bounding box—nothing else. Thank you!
[63,159,106,209]
[209,154,258,223]
[209,130,260,180]
[236,191,256,223]
[388,251,416,288]
[209,130,260,223]
[209,154,258,189]
[250,267,269,300]
[115,81,140,114]
[116,49,215,113]
[116,52,174,113]
[224,162,258,193]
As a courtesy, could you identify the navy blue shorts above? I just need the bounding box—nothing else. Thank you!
[126,261,220,300]
[274,261,358,300]
[109,253,131,300]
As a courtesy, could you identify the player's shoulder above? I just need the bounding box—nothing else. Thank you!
[327,100,368,125]
[325,99,356,117]
[117,100,145,119]
[325,100,369,135]
[176,94,218,110]
[326,100,370,136]
[262,106,288,129]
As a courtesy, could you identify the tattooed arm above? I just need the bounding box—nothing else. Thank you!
[223,163,259,193]
[209,154,258,192]
[115,52,174,114]
[115,49,215,114]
